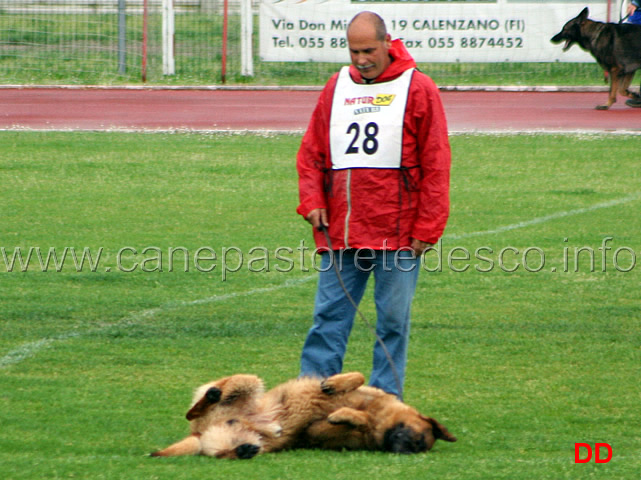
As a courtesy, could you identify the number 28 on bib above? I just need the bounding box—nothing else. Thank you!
[329,67,413,170]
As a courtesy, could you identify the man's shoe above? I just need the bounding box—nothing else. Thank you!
[625,97,641,108]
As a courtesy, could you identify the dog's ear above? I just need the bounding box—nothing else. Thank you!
[186,398,207,420]
[421,415,457,443]
[579,7,589,20]
[186,386,222,420]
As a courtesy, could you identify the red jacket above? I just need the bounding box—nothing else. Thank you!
[297,40,451,250]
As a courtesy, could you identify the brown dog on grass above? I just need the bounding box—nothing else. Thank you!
[150,373,280,459]
[151,372,366,459]
[303,385,457,453]
[151,372,456,458]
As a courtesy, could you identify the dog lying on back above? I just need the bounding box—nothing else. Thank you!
[151,374,278,458]
[551,7,641,109]
[303,385,457,454]
[151,372,366,459]
[151,372,456,459]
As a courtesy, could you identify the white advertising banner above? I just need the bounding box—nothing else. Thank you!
[259,0,612,63]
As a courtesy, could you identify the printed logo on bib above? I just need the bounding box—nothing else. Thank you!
[373,94,395,106]
[344,94,396,107]
[347,94,397,115]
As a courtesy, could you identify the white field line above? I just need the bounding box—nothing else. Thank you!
[443,193,641,241]
[2,193,640,369]
[0,276,314,369]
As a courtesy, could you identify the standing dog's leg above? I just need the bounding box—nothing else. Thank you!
[619,72,638,99]
[597,67,621,109]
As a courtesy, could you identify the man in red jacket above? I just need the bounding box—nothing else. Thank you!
[296,11,451,398]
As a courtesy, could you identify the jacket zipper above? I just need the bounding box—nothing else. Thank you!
[344,169,352,248]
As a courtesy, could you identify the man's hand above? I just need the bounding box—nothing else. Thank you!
[305,208,329,231]
[628,3,637,16]
[411,238,433,256]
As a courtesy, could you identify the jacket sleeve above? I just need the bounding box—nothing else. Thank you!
[296,75,337,219]
[410,74,451,245]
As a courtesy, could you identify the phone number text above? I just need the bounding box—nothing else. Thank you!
[273,36,524,49]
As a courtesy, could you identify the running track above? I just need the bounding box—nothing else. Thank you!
[1,87,640,133]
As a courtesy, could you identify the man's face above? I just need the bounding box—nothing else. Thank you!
[347,23,391,80]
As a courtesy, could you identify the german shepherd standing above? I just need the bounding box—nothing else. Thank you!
[551,7,641,109]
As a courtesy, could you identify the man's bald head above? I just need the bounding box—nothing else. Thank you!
[346,12,392,80]
[347,11,387,41]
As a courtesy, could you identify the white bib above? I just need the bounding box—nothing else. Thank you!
[330,66,413,170]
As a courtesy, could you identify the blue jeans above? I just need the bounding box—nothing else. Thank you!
[300,249,420,398]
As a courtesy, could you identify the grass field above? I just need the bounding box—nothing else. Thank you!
[1,131,640,479]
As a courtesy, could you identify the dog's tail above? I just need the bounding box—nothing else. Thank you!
[150,435,202,457]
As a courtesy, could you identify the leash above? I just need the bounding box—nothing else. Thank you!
[318,224,404,400]
[619,0,630,23]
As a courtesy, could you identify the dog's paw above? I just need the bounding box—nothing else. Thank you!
[327,407,368,427]
[205,386,222,404]
[327,410,354,425]
[595,104,610,110]
[327,413,344,424]
[321,372,365,395]
[235,443,260,460]
[320,380,335,395]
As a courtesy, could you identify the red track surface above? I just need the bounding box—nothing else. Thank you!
[1,87,640,133]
